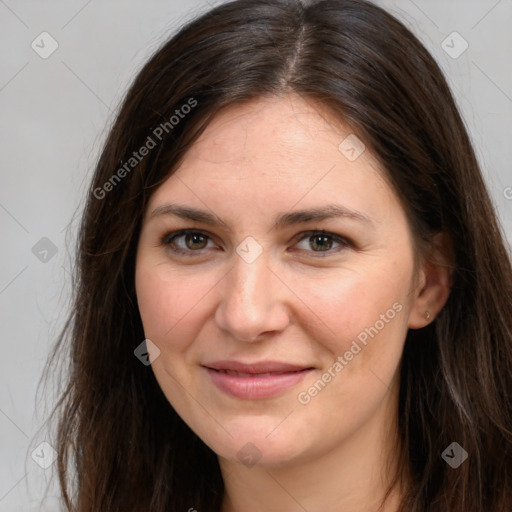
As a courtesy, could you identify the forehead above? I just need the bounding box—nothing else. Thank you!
[181,95,364,176]
[147,95,399,226]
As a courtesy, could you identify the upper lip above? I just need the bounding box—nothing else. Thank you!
[203,360,313,374]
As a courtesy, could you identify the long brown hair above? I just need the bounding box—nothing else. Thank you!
[45,0,512,510]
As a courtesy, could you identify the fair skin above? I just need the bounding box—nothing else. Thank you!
[135,95,452,512]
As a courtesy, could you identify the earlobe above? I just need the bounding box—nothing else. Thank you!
[408,233,454,329]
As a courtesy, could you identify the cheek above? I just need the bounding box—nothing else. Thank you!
[289,257,413,377]
[135,262,210,351]
[291,272,409,433]
[302,267,408,329]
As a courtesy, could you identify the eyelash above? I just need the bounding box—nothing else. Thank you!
[159,229,352,258]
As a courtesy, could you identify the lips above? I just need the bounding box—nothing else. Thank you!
[204,360,312,374]
[202,360,314,399]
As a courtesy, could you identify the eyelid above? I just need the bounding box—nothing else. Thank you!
[288,230,352,258]
[292,230,351,250]
[161,228,217,245]
[160,228,352,257]
[160,229,219,255]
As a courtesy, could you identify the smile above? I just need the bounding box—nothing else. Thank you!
[202,361,314,400]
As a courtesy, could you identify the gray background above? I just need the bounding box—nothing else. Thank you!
[1,0,511,509]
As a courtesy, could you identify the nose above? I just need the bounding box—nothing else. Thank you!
[214,251,290,343]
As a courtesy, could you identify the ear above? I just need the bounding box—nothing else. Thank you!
[408,232,454,329]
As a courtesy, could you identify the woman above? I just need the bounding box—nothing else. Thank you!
[46,0,512,510]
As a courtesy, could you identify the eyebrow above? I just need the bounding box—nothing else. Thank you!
[148,203,373,230]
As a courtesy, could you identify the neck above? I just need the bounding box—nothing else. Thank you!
[218,387,408,512]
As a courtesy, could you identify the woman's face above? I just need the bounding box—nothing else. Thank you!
[135,95,422,467]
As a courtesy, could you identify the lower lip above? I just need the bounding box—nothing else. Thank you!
[204,367,313,400]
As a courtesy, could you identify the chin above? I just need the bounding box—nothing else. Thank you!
[205,419,312,469]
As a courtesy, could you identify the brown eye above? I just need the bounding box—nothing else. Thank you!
[294,231,351,256]
[161,230,216,255]
[309,234,334,251]
[183,232,208,250]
